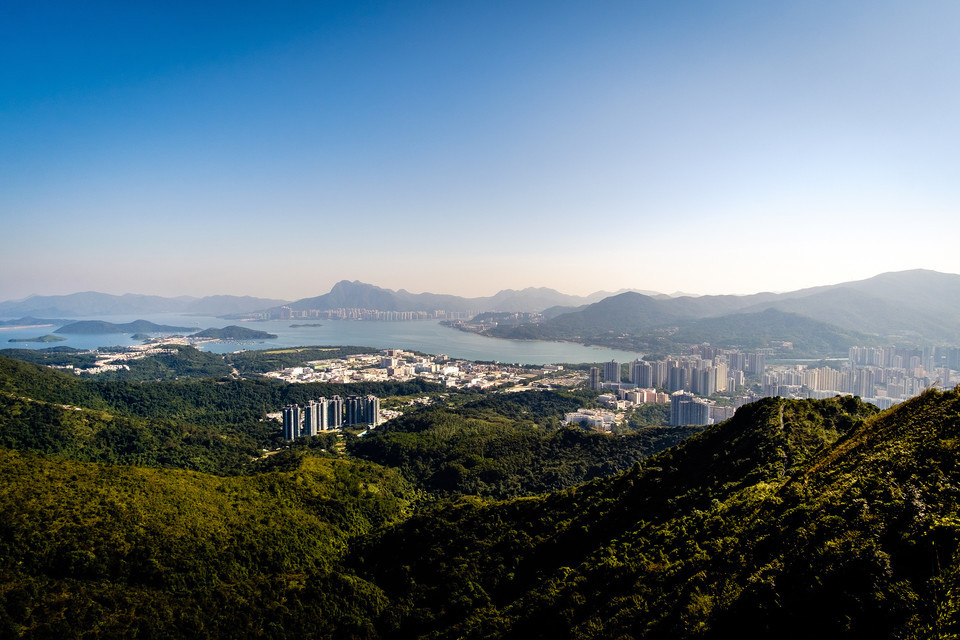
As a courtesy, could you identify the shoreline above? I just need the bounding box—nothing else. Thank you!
[0,324,55,331]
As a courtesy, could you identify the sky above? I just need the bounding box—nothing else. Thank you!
[2,0,959,302]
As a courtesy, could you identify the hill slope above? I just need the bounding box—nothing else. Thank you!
[354,392,959,638]
[488,269,960,348]
[3,350,960,637]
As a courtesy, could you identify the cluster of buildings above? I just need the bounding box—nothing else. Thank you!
[54,343,189,375]
[268,307,474,321]
[564,390,736,430]
[590,349,763,397]
[583,349,770,427]
[281,395,381,440]
[265,349,537,389]
[761,345,960,409]
[585,343,960,426]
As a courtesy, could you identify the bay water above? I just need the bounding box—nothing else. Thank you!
[0,314,641,366]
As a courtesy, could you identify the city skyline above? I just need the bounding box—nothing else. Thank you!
[3,1,959,301]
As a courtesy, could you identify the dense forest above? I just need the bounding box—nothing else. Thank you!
[1,352,959,638]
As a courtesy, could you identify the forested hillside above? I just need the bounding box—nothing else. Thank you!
[350,391,700,498]
[353,393,957,639]
[1,352,958,638]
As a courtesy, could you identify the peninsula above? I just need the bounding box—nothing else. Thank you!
[190,325,277,340]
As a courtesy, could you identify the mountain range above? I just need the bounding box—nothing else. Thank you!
[0,292,288,318]
[486,269,960,348]
[4,269,960,346]
[283,280,631,314]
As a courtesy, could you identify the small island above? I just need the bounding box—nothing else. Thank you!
[290,323,323,328]
[8,334,67,343]
[190,325,277,340]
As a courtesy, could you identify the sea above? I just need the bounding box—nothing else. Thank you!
[0,314,642,366]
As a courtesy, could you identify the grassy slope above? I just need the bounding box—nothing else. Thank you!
[0,452,412,638]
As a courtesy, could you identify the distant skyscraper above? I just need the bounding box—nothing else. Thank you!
[589,367,601,391]
[669,392,710,426]
[303,400,320,437]
[633,361,653,388]
[364,395,381,426]
[345,396,363,426]
[604,360,620,384]
[728,352,747,372]
[747,353,766,375]
[667,365,687,392]
[650,361,667,388]
[328,395,344,428]
[282,404,301,440]
[315,397,329,431]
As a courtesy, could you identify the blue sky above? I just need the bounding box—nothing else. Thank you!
[2,0,959,301]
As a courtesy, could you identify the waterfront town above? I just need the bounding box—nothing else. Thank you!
[39,337,960,434]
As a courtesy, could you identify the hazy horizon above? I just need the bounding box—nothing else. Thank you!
[4,267,959,306]
[3,1,959,301]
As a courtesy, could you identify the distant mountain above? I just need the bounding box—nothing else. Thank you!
[285,280,618,314]
[182,296,289,316]
[490,269,960,348]
[54,320,195,335]
[7,269,960,345]
[489,301,866,355]
[670,308,870,353]
[0,292,288,318]
[738,269,960,340]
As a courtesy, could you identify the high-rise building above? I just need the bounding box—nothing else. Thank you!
[364,395,381,426]
[668,365,687,392]
[604,360,621,384]
[316,397,329,431]
[589,367,601,391]
[282,404,301,440]
[713,363,728,392]
[669,391,710,426]
[747,353,766,375]
[345,396,362,426]
[303,400,320,437]
[328,395,344,428]
[697,367,717,396]
[632,361,652,388]
[651,360,667,388]
[302,398,332,435]
[728,352,747,372]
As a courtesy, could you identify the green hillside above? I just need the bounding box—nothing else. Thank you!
[0,452,410,638]
[487,296,868,355]
[354,393,958,639]
[2,350,960,638]
[350,391,701,498]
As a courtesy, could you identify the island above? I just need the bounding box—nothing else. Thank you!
[290,323,324,328]
[190,325,277,340]
[55,320,195,334]
[7,334,67,343]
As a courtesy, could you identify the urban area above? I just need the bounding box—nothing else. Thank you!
[269,342,960,439]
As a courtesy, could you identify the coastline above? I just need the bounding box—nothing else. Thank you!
[0,324,55,331]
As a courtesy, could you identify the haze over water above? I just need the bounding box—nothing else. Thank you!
[0,314,640,366]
